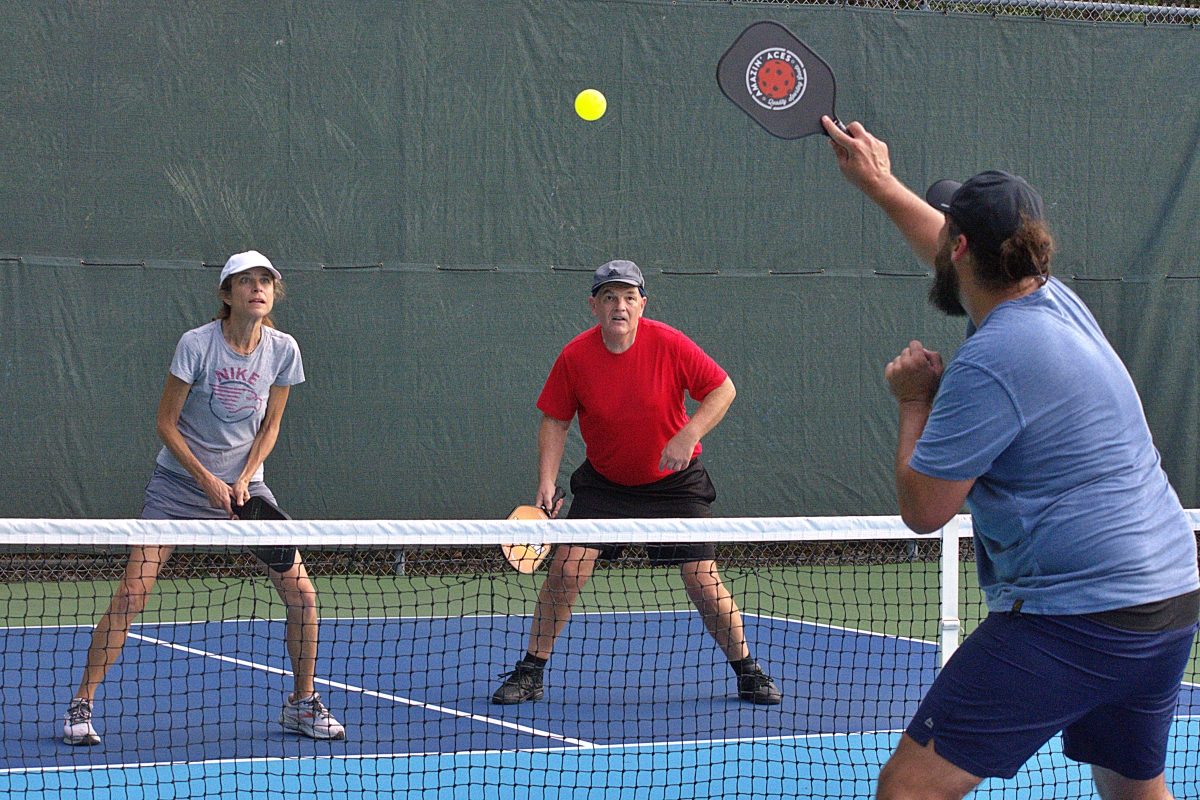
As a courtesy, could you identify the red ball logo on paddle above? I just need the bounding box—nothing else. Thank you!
[745,48,808,111]
[756,59,796,100]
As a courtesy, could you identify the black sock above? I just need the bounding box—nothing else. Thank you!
[730,656,758,676]
[521,653,548,670]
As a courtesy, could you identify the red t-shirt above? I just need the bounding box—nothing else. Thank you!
[537,318,728,486]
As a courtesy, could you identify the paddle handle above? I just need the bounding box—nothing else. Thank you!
[823,116,848,137]
[541,486,566,515]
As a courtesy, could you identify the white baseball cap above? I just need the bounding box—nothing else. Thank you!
[219,250,281,285]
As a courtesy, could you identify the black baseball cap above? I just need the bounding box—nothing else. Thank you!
[925,170,1044,257]
[591,260,646,296]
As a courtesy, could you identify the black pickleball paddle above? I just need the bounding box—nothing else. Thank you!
[233,495,291,521]
[717,21,846,140]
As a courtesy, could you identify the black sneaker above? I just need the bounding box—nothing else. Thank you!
[491,661,545,705]
[737,664,782,705]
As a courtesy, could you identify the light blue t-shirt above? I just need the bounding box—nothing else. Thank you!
[910,277,1198,615]
[156,321,305,483]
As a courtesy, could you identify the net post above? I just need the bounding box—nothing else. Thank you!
[939,516,963,668]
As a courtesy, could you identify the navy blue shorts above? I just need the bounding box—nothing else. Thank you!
[906,610,1197,780]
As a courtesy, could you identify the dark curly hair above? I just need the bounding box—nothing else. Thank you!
[950,215,1055,292]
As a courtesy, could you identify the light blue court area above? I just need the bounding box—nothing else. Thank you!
[1,612,1196,799]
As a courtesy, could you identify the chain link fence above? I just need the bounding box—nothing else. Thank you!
[720,0,1200,25]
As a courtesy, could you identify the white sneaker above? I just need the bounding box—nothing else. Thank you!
[63,698,100,746]
[279,693,345,740]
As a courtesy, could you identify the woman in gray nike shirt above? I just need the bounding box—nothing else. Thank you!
[62,251,345,745]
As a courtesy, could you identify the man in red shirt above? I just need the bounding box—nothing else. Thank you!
[492,260,782,706]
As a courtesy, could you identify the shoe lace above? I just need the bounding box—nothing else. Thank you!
[299,693,333,720]
[740,667,773,686]
[66,699,92,724]
[748,672,772,688]
[497,664,539,685]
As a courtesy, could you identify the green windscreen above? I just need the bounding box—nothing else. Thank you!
[0,1,1197,517]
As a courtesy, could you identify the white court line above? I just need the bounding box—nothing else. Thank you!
[7,611,1188,666]
[0,606,899,630]
[0,609,699,631]
[9,716,1200,777]
[125,631,595,749]
[14,607,1192,652]
[0,727,910,776]
[746,611,940,646]
[201,609,945,652]
[14,717,1200,777]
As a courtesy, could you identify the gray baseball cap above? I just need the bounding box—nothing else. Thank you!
[591,260,645,296]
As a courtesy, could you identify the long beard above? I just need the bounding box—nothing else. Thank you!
[928,246,967,317]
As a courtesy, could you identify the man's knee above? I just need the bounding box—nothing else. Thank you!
[681,560,728,600]
[1091,765,1172,800]
[274,573,318,611]
[875,735,979,800]
[289,583,319,613]
[550,549,597,586]
[680,558,721,583]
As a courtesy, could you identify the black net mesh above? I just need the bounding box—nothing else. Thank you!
[2,525,1195,798]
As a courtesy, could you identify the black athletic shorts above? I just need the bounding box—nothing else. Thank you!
[567,458,717,566]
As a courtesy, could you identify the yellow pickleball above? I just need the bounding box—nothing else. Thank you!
[575,89,607,121]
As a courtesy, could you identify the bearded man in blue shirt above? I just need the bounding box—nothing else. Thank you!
[824,116,1200,800]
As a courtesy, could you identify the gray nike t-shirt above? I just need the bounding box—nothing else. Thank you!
[156,321,304,483]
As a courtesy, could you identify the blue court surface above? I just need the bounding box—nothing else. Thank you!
[1,611,1196,799]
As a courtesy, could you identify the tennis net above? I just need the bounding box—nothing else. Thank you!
[0,515,1196,799]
